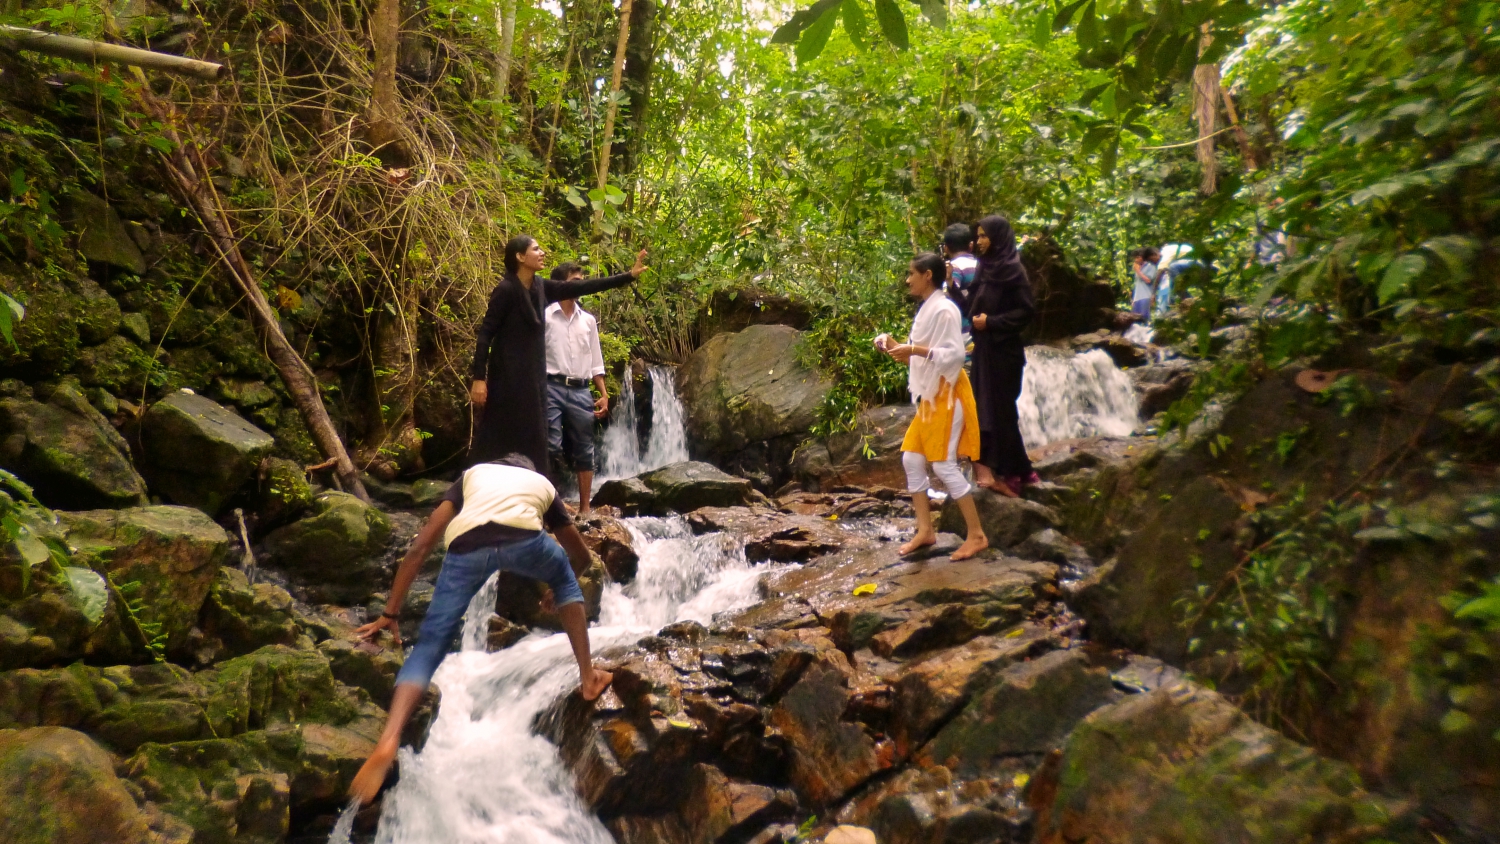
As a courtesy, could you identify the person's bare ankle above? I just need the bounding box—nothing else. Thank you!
[581,667,613,701]
[951,534,989,560]
[349,741,398,805]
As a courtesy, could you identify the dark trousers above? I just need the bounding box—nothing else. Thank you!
[978,352,1032,477]
[545,380,597,472]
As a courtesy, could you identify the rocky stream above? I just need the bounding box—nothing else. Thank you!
[1,315,1492,844]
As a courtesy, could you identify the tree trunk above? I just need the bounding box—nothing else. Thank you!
[621,0,659,176]
[1219,82,1260,170]
[129,82,369,501]
[593,0,634,229]
[367,0,405,162]
[541,28,577,175]
[1192,25,1220,195]
[493,0,518,109]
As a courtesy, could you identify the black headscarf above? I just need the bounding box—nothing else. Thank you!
[974,215,1026,290]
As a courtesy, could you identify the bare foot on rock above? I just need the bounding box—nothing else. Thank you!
[950,534,989,561]
[349,740,397,806]
[899,534,937,557]
[581,667,614,702]
[982,479,1019,498]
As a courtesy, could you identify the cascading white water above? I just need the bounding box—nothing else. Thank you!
[598,365,690,480]
[346,516,770,844]
[1018,346,1140,447]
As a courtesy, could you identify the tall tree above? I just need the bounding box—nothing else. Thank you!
[1193,25,1222,194]
[368,0,404,159]
[593,0,634,229]
[494,0,519,110]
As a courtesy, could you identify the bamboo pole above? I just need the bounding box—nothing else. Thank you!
[0,26,226,81]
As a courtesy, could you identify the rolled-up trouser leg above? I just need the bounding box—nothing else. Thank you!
[931,460,971,499]
[903,450,930,493]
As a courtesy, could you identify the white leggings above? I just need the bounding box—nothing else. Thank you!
[903,393,971,499]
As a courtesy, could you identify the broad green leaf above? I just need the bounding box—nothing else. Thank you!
[1379,253,1427,303]
[1099,135,1119,175]
[0,292,20,352]
[874,0,909,49]
[1098,81,1117,117]
[772,0,843,44]
[1123,122,1152,140]
[1420,235,1477,281]
[1414,109,1449,137]
[843,0,870,49]
[8,169,24,198]
[1031,10,1051,47]
[1354,525,1408,541]
[1076,0,1098,48]
[796,1,841,62]
[917,0,947,28]
[1053,0,1090,32]
[1077,83,1109,107]
[63,566,108,626]
[1081,123,1114,154]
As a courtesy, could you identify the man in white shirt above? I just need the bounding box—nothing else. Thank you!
[544,262,610,515]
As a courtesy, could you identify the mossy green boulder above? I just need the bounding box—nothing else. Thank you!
[61,505,230,653]
[199,568,305,660]
[140,390,276,515]
[263,492,392,603]
[0,726,158,844]
[0,383,147,509]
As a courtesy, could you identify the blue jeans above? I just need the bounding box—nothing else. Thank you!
[394,532,584,690]
[546,380,597,472]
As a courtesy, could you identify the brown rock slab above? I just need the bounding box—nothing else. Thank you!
[767,651,892,807]
[0,726,156,844]
[687,506,853,562]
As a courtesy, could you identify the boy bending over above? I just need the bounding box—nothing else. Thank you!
[348,453,613,805]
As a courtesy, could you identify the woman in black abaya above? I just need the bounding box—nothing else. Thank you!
[966,215,1036,497]
[468,236,646,470]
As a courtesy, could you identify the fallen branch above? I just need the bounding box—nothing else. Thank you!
[0,25,226,81]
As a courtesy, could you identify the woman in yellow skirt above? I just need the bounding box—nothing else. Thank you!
[875,253,990,561]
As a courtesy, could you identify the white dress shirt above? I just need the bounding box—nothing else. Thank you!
[545,301,606,380]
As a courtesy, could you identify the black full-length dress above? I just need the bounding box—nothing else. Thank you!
[967,218,1036,479]
[469,270,634,469]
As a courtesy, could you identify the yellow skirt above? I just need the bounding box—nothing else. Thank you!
[900,369,980,463]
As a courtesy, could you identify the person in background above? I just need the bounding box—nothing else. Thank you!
[941,223,979,337]
[469,236,645,471]
[1155,242,1194,317]
[967,215,1037,498]
[544,262,609,516]
[347,453,613,806]
[874,253,988,561]
[1130,247,1162,321]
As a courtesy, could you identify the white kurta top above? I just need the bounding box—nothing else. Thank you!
[906,290,966,405]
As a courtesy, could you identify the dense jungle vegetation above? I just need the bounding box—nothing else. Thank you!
[2,0,1499,762]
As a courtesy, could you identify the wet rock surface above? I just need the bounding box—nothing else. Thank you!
[139,390,277,516]
[595,461,759,515]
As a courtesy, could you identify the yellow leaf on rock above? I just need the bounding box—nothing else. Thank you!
[1013,773,1030,789]
[1004,627,1025,639]
[853,583,877,597]
[667,717,693,729]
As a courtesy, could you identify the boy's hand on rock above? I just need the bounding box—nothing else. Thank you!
[355,615,402,648]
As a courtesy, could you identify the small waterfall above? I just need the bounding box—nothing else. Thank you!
[360,515,772,844]
[1018,347,1140,447]
[599,364,689,479]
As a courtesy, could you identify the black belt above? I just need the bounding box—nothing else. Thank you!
[548,373,590,388]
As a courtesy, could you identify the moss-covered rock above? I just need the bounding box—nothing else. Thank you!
[140,390,276,516]
[199,568,304,660]
[317,638,403,703]
[199,645,358,735]
[1030,682,1413,844]
[72,277,122,345]
[262,492,392,603]
[0,726,157,844]
[0,270,84,378]
[0,383,146,509]
[249,457,313,530]
[75,334,162,399]
[61,505,230,653]
[66,190,146,275]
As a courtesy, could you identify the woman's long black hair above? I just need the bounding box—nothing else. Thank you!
[503,234,536,274]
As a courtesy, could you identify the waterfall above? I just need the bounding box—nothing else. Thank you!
[599,364,689,479]
[1018,347,1140,447]
[342,515,771,844]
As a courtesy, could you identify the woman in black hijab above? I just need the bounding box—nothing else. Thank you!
[468,236,646,470]
[966,215,1035,496]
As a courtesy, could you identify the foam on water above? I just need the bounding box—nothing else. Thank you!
[338,514,771,844]
[1018,346,1140,447]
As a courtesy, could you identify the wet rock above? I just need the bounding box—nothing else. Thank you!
[823,825,877,844]
[687,507,849,563]
[0,384,147,509]
[768,651,892,807]
[1013,528,1094,573]
[262,491,392,604]
[920,649,1119,776]
[410,478,452,508]
[1129,360,1197,418]
[579,512,640,582]
[678,325,831,465]
[789,404,915,493]
[318,638,403,702]
[140,390,276,516]
[67,190,146,275]
[1030,682,1412,844]
[198,568,303,658]
[250,456,314,530]
[61,505,230,653]
[1069,331,1150,368]
[937,491,1058,549]
[495,554,607,628]
[0,727,157,843]
[485,615,529,651]
[697,288,814,341]
[597,462,757,515]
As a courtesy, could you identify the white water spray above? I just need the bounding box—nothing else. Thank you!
[1018,347,1140,447]
[346,515,770,844]
[599,365,690,480]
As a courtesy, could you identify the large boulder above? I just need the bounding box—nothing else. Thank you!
[1030,682,1412,844]
[1020,234,1119,342]
[593,461,756,516]
[677,325,831,476]
[61,505,231,654]
[697,288,814,341]
[789,404,915,492]
[67,190,147,275]
[262,491,392,603]
[139,390,276,515]
[0,384,147,509]
[0,727,160,844]
[938,489,1060,549]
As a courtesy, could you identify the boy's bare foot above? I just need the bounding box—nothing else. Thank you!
[579,507,592,518]
[899,534,937,557]
[950,535,989,561]
[982,478,1019,498]
[349,740,398,806]
[581,667,613,701]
